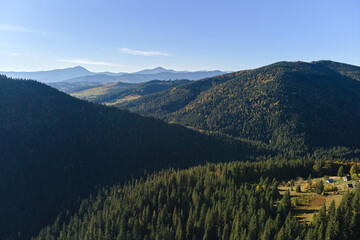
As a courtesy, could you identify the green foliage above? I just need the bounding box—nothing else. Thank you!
[337,166,345,177]
[316,180,325,195]
[34,161,360,240]
[296,185,301,193]
[118,61,360,152]
[2,60,360,240]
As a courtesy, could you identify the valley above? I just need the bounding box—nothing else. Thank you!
[1,61,359,240]
[2,1,359,239]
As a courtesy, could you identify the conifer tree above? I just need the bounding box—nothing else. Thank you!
[337,165,345,177]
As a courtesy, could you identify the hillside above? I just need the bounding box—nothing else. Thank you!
[48,81,105,93]
[71,79,190,104]
[0,75,268,240]
[117,61,360,152]
[65,73,125,83]
[34,159,360,240]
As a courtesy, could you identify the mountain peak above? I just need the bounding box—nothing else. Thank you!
[72,66,87,70]
[153,67,167,70]
[134,67,175,75]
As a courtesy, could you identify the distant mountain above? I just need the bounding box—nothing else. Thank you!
[96,71,125,76]
[48,81,105,93]
[0,75,267,240]
[134,66,176,74]
[71,79,190,104]
[117,60,360,151]
[1,66,227,85]
[64,73,124,83]
[113,70,227,83]
[48,74,131,93]
[1,66,92,83]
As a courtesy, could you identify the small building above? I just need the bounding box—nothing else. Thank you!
[343,175,352,181]
[326,179,334,183]
[347,184,354,188]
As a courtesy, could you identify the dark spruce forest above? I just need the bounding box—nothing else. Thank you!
[0,75,266,239]
[1,60,360,240]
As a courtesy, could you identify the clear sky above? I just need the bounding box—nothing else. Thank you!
[0,0,359,72]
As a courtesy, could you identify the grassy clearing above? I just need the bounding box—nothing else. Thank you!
[71,84,114,100]
[105,95,142,105]
[279,176,358,222]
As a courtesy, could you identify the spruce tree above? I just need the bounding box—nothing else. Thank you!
[337,166,345,177]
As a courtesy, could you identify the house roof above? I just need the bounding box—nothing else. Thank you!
[343,175,352,180]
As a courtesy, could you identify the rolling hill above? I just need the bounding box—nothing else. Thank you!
[47,81,106,93]
[117,61,360,152]
[71,79,190,104]
[0,75,268,240]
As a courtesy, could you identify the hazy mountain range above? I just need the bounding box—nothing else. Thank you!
[1,66,227,92]
[1,66,227,94]
[0,66,92,83]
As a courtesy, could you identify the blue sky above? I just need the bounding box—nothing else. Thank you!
[0,0,359,72]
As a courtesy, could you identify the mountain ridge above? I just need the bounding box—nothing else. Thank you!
[1,66,228,84]
[116,60,360,151]
[0,66,93,83]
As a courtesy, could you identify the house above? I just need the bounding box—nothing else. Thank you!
[347,184,354,188]
[326,179,334,183]
[343,175,352,181]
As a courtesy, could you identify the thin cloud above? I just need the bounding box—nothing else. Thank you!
[59,59,124,67]
[0,24,47,34]
[119,48,172,57]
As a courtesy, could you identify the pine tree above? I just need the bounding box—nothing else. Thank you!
[247,215,258,240]
[175,221,184,240]
[222,224,230,240]
[316,180,324,195]
[186,210,194,239]
[278,191,291,216]
[337,166,345,177]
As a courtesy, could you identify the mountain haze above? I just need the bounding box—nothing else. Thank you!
[134,66,176,74]
[0,66,92,83]
[1,66,227,85]
[114,70,227,83]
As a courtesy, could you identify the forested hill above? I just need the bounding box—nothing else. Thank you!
[71,79,190,104]
[34,159,360,240]
[0,76,268,240]
[117,61,360,152]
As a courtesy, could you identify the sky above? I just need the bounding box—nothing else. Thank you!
[0,0,359,73]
